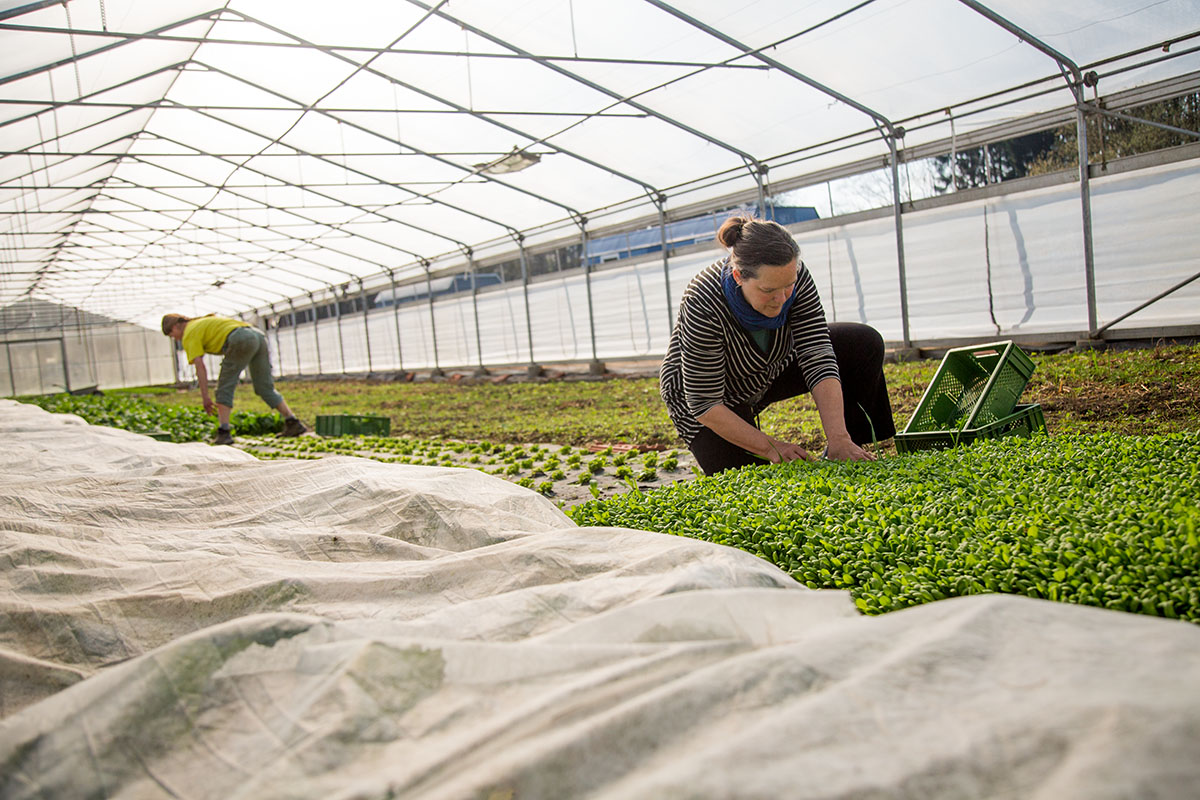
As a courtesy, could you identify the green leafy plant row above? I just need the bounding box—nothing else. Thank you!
[133,343,1200,447]
[239,433,682,495]
[567,432,1200,623]
[23,393,282,442]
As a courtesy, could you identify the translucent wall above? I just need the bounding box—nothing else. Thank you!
[33,153,1190,394]
[232,156,1198,376]
[1,324,174,397]
[799,157,1200,341]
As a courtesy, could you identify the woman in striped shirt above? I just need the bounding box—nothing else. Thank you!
[660,215,895,474]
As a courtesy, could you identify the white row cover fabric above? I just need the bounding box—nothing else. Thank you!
[2,0,1198,326]
[2,398,1199,798]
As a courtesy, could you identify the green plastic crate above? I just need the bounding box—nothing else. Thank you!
[315,414,391,437]
[895,403,1046,453]
[903,340,1036,435]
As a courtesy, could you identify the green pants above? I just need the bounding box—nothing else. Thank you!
[215,327,283,409]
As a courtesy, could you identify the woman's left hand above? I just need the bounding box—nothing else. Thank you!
[824,437,876,461]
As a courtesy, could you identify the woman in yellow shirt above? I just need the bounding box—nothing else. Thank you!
[162,313,307,445]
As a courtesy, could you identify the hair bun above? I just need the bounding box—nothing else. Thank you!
[717,215,751,249]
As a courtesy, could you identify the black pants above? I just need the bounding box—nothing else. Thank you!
[689,322,896,475]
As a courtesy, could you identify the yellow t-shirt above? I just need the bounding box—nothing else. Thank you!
[181,317,249,362]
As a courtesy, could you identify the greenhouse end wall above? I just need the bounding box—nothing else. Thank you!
[1,324,175,398]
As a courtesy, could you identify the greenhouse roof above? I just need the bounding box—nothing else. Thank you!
[2,0,1197,327]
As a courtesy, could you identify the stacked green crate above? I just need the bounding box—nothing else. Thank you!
[315,414,391,437]
[895,341,1044,453]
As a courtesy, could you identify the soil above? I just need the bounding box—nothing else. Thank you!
[1037,380,1200,432]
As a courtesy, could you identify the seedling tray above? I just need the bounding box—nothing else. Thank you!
[315,414,391,437]
[903,340,1035,435]
[895,403,1046,453]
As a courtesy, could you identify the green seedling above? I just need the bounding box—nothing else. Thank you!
[568,432,1200,624]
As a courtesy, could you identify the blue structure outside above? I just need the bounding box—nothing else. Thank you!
[586,205,819,266]
[377,272,503,307]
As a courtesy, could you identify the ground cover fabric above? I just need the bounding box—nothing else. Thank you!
[1,398,1198,799]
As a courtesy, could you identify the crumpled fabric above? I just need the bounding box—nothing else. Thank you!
[2,399,1198,800]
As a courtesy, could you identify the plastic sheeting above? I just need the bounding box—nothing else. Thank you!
[2,398,1200,799]
[251,157,1200,376]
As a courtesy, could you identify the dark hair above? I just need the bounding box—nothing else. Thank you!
[716,215,799,278]
[161,312,214,335]
[161,313,192,335]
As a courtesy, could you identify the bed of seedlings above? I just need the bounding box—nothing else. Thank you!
[15,391,694,502]
[19,392,281,442]
[237,433,691,503]
[568,431,1200,623]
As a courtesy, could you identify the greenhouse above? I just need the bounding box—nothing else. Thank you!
[2,0,1198,390]
[2,2,1200,798]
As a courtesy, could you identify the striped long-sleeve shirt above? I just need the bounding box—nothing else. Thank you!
[660,258,840,444]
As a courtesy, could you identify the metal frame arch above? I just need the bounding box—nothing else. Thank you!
[955,0,1099,338]
[132,128,441,266]
[0,6,223,89]
[148,86,493,257]
[405,0,770,209]
[73,187,364,312]
[4,5,511,313]
[224,9,658,214]
[640,0,914,346]
[186,62,528,246]
[91,165,372,282]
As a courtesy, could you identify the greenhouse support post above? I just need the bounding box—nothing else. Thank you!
[1076,100,1098,336]
[359,278,372,374]
[386,270,404,372]
[333,285,347,374]
[954,0,1098,337]
[517,237,540,376]
[466,250,488,375]
[424,262,442,375]
[33,343,43,395]
[655,195,673,336]
[75,305,98,389]
[140,324,151,389]
[267,303,280,374]
[114,324,127,387]
[752,166,766,226]
[287,299,303,376]
[168,334,180,385]
[5,343,16,396]
[86,320,101,390]
[308,292,323,375]
[580,221,604,374]
[888,133,911,347]
[58,338,71,393]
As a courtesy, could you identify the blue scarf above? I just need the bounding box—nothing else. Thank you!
[721,261,797,331]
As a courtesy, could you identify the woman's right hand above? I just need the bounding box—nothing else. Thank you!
[763,436,812,463]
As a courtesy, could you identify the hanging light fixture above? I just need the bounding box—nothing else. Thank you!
[474,146,541,175]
